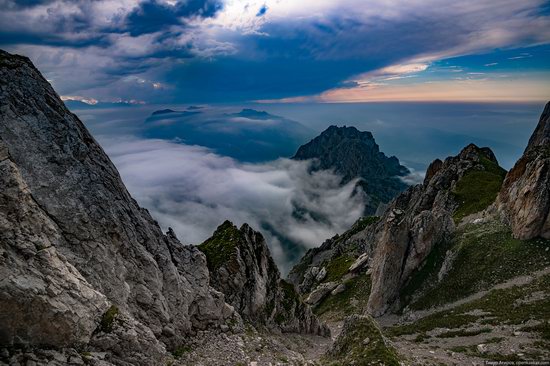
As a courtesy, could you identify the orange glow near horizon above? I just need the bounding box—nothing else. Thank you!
[317,78,550,103]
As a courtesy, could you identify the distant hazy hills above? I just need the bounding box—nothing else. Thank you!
[143,107,314,162]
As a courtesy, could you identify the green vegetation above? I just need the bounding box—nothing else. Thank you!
[324,315,401,366]
[450,345,524,362]
[315,274,371,321]
[338,216,379,241]
[172,345,191,359]
[521,321,550,340]
[452,157,506,222]
[99,305,119,333]
[198,221,241,272]
[437,327,491,338]
[324,255,354,283]
[387,312,479,337]
[402,220,550,310]
[287,216,378,286]
[275,280,300,324]
[388,273,550,338]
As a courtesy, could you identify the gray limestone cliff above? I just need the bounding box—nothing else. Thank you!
[497,102,550,240]
[199,221,329,336]
[367,144,505,316]
[0,49,236,364]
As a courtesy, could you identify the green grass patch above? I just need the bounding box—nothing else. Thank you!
[452,157,506,222]
[450,345,522,362]
[98,305,119,333]
[437,327,491,338]
[521,321,550,340]
[406,221,550,310]
[387,312,479,337]
[324,255,354,283]
[274,280,301,324]
[172,345,191,359]
[198,221,241,272]
[324,315,401,366]
[388,273,550,338]
[337,216,379,243]
[314,274,371,321]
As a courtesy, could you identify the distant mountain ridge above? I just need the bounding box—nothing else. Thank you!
[293,125,410,213]
[144,107,314,162]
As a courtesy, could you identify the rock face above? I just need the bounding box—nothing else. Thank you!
[497,102,550,240]
[288,216,379,294]
[293,125,409,213]
[0,142,109,349]
[367,144,503,316]
[199,221,329,336]
[0,50,235,363]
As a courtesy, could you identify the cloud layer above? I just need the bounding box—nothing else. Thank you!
[100,136,366,273]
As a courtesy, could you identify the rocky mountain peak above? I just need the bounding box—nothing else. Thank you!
[367,143,505,316]
[526,101,550,151]
[199,221,329,335]
[458,143,498,163]
[293,125,410,213]
[497,102,550,240]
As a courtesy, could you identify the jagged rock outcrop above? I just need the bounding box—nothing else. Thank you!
[199,221,329,336]
[293,125,410,213]
[497,102,550,240]
[367,144,505,316]
[323,315,400,365]
[288,216,379,294]
[0,50,236,364]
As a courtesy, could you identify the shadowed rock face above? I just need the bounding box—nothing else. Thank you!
[0,142,109,348]
[293,125,410,213]
[366,144,502,316]
[497,102,550,240]
[199,221,329,336]
[0,49,234,364]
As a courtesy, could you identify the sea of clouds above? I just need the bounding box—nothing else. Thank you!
[100,136,366,273]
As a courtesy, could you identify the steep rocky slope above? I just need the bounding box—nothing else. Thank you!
[0,50,237,364]
[199,221,329,336]
[292,103,550,365]
[367,144,506,316]
[497,101,550,240]
[293,125,409,213]
[290,143,507,317]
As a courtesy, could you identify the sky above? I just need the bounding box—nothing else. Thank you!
[1,0,550,104]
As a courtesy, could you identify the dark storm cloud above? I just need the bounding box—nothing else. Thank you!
[125,0,223,36]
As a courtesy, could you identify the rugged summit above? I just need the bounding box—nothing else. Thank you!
[293,125,409,213]
[367,144,506,315]
[497,102,550,240]
[0,50,236,364]
[289,143,507,317]
[199,221,329,336]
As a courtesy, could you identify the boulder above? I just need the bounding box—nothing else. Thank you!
[305,282,339,306]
